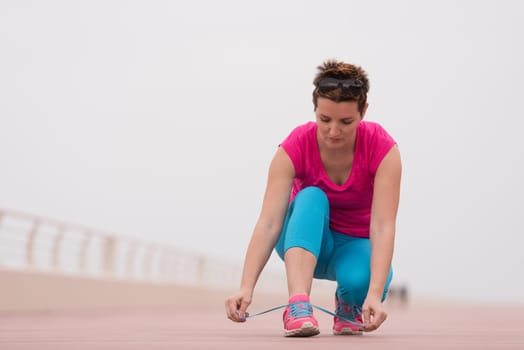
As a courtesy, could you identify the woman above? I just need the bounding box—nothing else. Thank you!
[225,59,402,337]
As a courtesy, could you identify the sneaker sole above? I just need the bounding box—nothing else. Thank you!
[333,327,363,336]
[284,322,320,337]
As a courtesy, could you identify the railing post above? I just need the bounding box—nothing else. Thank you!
[125,242,137,279]
[166,250,177,283]
[52,227,65,271]
[143,245,156,281]
[159,248,171,283]
[101,236,116,277]
[78,232,92,274]
[26,219,39,268]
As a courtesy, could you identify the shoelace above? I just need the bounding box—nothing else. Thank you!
[287,302,313,318]
[335,299,362,321]
[244,302,364,327]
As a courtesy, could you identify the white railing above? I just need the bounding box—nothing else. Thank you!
[1,208,365,299]
[0,208,256,290]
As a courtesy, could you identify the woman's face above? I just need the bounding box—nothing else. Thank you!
[315,97,367,150]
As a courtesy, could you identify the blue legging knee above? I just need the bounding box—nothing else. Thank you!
[275,186,393,306]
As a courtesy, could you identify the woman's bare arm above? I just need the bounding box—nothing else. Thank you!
[362,145,402,331]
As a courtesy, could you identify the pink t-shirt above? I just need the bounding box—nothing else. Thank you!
[280,121,396,238]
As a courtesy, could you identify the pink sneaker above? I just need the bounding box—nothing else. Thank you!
[333,294,363,335]
[282,294,320,337]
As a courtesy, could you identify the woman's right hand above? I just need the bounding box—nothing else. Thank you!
[225,288,253,322]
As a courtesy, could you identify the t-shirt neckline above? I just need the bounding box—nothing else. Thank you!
[312,122,361,189]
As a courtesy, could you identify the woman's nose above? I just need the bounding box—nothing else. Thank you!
[328,127,340,136]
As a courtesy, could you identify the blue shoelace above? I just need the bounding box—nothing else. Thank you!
[288,302,313,318]
[244,301,364,327]
[335,300,362,321]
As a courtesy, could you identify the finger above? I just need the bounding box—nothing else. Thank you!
[236,303,247,322]
[235,310,247,322]
[225,298,234,320]
[362,308,371,326]
[237,299,251,322]
[364,310,386,332]
[363,323,377,332]
[373,310,387,328]
[225,298,241,322]
[362,313,376,331]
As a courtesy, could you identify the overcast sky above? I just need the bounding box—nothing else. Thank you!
[1,0,523,304]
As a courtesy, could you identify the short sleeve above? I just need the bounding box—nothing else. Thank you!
[279,123,314,179]
[367,123,396,176]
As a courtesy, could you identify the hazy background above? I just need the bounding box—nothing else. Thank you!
[1,0,523,304]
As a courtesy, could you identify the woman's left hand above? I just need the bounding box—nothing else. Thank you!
[361,296,387,332]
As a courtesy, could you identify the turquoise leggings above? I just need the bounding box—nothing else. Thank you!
[275,186,393,307]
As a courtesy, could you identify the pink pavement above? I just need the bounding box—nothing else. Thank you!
[1,293,523,349]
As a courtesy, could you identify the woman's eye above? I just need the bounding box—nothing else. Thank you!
[342,120,353,125]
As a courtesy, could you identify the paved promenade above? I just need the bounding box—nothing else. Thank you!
[1,292,523,350]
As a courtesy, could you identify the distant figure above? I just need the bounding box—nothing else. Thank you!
[225,60,402,337]
[387,284,410,306]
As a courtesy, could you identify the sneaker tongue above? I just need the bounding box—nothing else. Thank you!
[288,293,310,304]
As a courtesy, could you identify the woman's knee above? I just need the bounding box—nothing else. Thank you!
[336,271,371,305]
[294,186,329,209]
[337,268,393,305]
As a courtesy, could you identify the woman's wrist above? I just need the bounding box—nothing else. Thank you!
[239,284,254,294]
[366,285,385,300]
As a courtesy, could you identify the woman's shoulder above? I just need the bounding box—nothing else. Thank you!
[359,120,387,133]
[280,122,317,179]
[283,121,316,143]
[359,120,394,141]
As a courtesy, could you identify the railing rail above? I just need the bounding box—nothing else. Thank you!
[0,208,251,290]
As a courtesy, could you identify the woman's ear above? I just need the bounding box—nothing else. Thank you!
[361,103,369,119]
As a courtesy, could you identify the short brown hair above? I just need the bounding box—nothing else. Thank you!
[312,59,370,113]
